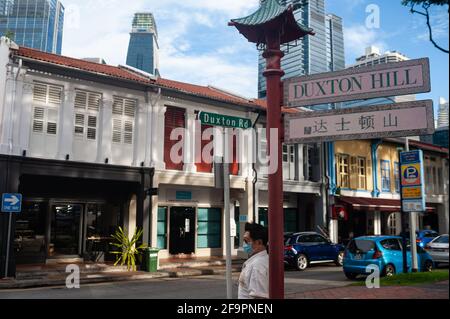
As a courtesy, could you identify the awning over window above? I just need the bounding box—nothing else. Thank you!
[337,196,436,213]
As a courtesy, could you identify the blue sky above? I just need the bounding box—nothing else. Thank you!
[61,0,448,115]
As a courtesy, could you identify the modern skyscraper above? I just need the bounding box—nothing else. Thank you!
[438,97,449,129]
[126,12,159,76]
[0,0,64,54]
[257,0,345,102]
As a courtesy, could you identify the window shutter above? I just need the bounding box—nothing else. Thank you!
[350,156,358,189]
[88,93,101,111]
[87,116,97,140]
[74,113,85,135]
[75,91,87,109]
[32,107,45,133]
[33,83,47,103]
[46,108,58,135]
[123,120,133,144]
[230,133,239,176]
[112,97,124,115]
[112,119,122,143]
[48,86,62,105]
[124,99,136,117]
[197,124,214,173]
[164,106,185,170]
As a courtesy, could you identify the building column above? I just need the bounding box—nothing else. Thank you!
[124,195,137,242]
[374,211,382,235]
[132,101,145,167]
[297,144,304,182]
[184,109,197,173]
[10,73,25,155]
[96,95,113,163]
[56,84,75,160]
[151,105,166,171]
[328,219,338,244]
[0,68,15,154]
[18,83,34,155]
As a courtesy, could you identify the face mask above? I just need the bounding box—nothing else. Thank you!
[243,242,253,255]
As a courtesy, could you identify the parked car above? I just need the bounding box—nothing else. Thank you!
[284,232,345,271]
[343,236,434,279]
[407,230,439,248]
[425,234,449,267]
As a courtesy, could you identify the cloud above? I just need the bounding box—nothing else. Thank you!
[343,24,387,63]
[61,0,260,98]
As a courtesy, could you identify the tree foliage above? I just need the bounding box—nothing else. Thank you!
[402,0,449,53]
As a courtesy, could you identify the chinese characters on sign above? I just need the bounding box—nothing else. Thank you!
[284,100,435,144]
[400,150,426,212]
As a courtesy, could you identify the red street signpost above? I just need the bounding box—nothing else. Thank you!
[284,58,431,108]
[284,100,435,144]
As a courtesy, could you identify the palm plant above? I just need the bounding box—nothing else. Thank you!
[110,227,146,271]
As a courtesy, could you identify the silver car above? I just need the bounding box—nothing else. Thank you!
[425,235,449,266]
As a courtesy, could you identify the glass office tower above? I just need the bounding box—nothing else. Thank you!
[0,0,64,54]
[126,12,159,76]
[257,0,345,106]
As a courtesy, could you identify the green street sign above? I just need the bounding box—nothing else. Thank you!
[199,112,252,129]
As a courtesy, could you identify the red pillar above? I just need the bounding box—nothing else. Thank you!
[263,30,285,299]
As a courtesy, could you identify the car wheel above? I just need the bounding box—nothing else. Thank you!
[344,272,358,280]
[383,264,396,277]
[296,254,309,271]
[423,260,433,272]
[335,251,344,266]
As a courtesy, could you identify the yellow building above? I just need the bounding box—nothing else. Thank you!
[329,138,448,244]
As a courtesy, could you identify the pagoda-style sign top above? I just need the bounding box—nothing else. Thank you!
[228,0,314,45]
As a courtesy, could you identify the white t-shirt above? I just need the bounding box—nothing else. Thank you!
[238,250,269,299]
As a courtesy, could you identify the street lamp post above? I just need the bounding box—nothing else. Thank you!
[229,0,314,299]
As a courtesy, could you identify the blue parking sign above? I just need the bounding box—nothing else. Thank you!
[1,193,22,213]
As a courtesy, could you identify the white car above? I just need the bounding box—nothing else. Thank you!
[425,235,449,266]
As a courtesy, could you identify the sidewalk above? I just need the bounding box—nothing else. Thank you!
[287,280,449,299]
[0,258,244,290]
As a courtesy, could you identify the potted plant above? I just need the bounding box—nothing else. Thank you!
[109,227,146,271]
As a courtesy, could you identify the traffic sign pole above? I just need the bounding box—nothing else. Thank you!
[4,213,12,278]
[223,129,233,299]
[406,139,419,272]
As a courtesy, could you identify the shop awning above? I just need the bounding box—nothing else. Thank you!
[337,196,436,213]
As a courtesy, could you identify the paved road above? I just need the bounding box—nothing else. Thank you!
[0,264,349,299]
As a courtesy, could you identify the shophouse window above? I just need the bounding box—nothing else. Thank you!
[157,207,168,249]
[74,90,101,140]
[357,157,367,190]
[112,96,136,144]
[337,154,350,188]
[197,208,222,249]
[32,82,62,135]
[381,160,391,192]
[164,106,185,170]
[394,162,400,193]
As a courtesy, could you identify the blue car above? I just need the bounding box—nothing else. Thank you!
[343,236,434,279]
[413,230,439,248]
[284,232,345,271]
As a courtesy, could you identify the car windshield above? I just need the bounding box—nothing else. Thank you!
[433,235,449,244]
[424,232,438,238]
[348,240,375,253]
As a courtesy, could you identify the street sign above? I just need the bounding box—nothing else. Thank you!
[1,193,22,213]
[400,150,426,212]
[284,100,434,144]
[199,111,252,129]
[284,58,431,108]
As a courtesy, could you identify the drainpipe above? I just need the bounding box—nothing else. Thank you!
[371,139,383,198]
[252,111,261,222]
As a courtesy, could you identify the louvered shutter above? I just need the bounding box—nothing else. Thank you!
[350,156,358,190]
[48,86,62,105]
[112,118,122,143]
[47,109,58,135]
[74,113,85,135]
[230,133,239,176]
[164,106,185,170]
[33,83,47,103]
[88,93,101,111]
[87,116,97,140]
[75,90,87,109]
[32,107,45,133]
[112,97,124,115]
[197,124,213,173]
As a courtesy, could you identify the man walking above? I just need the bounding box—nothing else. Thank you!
[238,223,269,299]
